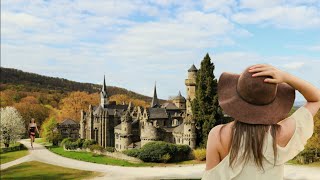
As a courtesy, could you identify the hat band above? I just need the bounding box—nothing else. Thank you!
[236,85,277,106]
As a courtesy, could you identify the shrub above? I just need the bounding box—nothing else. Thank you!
[0,143,27,153]
[64,141,78,150]
[137,141,191,163]
[83,139,96,149]
[61,138,72,146]
[88,144,104,152]
[75,138,85,148]
[193,148,206,161]
[105,146,115,152]
[123,149,140,157]
[161,153,171,163]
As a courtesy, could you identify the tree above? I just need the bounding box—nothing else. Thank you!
[41,117,61,145]
[14,102,49,133]
[58,91,99,121]
[109,94,149,107]
[191,53,224,147]
[0,107,25,147]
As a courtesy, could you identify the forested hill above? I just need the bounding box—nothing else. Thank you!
[0,67,152,102]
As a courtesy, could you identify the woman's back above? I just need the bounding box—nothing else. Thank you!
[202,107,314,180]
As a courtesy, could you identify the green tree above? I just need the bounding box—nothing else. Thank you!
[41,117,61,145]
[192,53,224,148]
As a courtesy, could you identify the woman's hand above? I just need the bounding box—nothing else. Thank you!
[248,64,289,84]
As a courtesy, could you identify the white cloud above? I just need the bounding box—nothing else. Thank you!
[232,5,320,29]
[1,0,319,99]
[282,62,305,70]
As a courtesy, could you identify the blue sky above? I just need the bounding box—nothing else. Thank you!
[1,0,320,101]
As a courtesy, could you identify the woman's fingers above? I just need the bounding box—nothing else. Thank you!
[248,67,272,73]
[264,78,278,84]
[249,64,271,70]
[252,70,273,77]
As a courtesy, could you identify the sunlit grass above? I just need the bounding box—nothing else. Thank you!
[0,161,100,180]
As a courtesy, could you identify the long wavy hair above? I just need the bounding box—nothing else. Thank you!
[229,121,280,170]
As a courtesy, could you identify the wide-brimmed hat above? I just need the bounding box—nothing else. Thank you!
[218,66,295,125]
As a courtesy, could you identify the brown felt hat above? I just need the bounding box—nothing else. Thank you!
[218,66,295,125]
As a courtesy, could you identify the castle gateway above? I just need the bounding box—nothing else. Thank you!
[80,64,198,151]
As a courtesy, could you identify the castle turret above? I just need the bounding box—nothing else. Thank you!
[151,83,160,108]
[100,75,109,107]
[172,91,186,109]
[183,114,196,149]
[119,111,133,150]
[185,64,198,114]
[140,122,158,147]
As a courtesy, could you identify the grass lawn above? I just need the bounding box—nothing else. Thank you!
[48,146,154,167]
[0,161,100,180]
[48,146,204,167]
[287,159,320,167]
[0,150,29,164]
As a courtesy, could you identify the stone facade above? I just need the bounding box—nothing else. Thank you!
[80,64,198,151]
[57,119,80,139]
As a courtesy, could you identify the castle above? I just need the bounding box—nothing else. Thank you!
[79,64,198,151]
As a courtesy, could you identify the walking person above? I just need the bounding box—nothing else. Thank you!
[29,118,40,149]
[203,64,320,180]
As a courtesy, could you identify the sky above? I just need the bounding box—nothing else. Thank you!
[1,0,320,101]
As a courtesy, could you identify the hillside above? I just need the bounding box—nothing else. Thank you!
[0,67,154,102]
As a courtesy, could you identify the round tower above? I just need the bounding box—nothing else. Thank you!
[185,64,198,115]
[120,111,132,150]
[183,115,196,149]
[121,111,132,134]
[173,91,186,109]
[140,122,158,147]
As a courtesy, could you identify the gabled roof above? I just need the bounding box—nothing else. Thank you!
[162,102,179,110]
[60,119,78,125]
[147,107,168,119]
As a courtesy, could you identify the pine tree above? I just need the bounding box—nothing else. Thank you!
[192,53,224,147]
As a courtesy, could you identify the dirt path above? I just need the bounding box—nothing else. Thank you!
[1,139,320,180]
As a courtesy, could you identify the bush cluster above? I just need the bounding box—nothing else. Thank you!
[123,141,191,163]
[61,138,107,153]
[82,139,96,149]
[88,144,104,152]
[193,148,206,161]
[0,143,27,153]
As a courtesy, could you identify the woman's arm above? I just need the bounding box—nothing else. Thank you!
[35,123,40,134]
[249,64,320,116]
[205,125,223,170]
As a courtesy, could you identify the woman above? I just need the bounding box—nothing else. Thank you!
[202,64,320,180]
[29,118,39,149]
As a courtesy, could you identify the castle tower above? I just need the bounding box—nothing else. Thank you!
[183,115,196,149]
[79,109,86,139]
[172,91,186,109]
[151,83,160,108]
[185,64,198,114]
[140,122,158,147]
[120,111,133,150]
[100,75,109,108]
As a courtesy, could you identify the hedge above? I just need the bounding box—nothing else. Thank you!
[0,143,27,153]
[124,141,191,163]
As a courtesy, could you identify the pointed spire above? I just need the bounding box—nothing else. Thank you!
[102,75,107,93]
[101,75,108,107]
[151,82,160,108]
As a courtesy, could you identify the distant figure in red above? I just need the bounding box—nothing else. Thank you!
[29,118,39,149]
